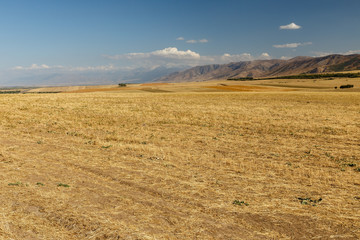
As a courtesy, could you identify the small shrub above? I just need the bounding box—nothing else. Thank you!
[36,182,44,186]
[298,197,322,206]
[8,182,22,186]
[346,163,357,167]
[118,83,127,87]
[339,84,354,89]
[233,200,249,206]
[85,140,96,145]
[57,183,70,187]
[101,145,112,149]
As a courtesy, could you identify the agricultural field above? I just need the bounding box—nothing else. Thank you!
[0,79,360,239]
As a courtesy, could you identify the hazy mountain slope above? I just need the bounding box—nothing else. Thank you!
[0,66,188,87]
[156,54,360,82]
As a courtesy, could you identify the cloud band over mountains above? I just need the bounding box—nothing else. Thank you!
[104,47,201,60]
[103,47,272,68]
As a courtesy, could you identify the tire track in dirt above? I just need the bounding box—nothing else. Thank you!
[2,103,359,240]
[0,131,254,239]
[38,151,254,239]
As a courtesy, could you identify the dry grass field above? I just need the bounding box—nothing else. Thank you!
[1,79,360,239]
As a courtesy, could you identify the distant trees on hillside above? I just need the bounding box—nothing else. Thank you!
[0,90,21,94]
[265,73,360,80]
[227,77,254,81]
[227,72,360,81]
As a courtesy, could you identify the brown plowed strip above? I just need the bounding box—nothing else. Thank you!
[65,87,128,93]
[140,83,169,86]
[140,88,172,92]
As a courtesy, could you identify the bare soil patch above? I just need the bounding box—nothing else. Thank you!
[140,83,170,86]
[140,88,172,93]
[66,87,128,93]
[205,85,297,92]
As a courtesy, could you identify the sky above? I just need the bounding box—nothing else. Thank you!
[1,0,360,85]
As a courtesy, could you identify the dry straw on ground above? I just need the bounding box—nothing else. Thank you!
[0,81,359,239]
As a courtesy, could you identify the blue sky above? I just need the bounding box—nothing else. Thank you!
[1,0,360,85]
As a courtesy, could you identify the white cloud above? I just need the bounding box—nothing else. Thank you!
[280,22,301,30]
[13,64,62,70]
[259,52,271,60]
[186,39,197,44]
[273,42,312,48]
[152,47,201,59]
[185,39,208,44]
[343,50,360,55]
[105,47,201,61]
[273,43,301,48]
[219,52,272,62]
[176,37,184,41]
[280,56,291,60]
[220,53,253,62]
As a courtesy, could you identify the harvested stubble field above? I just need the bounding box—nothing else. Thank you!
[0,89,360,239]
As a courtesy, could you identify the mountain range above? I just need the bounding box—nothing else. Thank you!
[156,54,360,82]
[2,54,360,87]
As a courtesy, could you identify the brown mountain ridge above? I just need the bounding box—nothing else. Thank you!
[156,54,360,82]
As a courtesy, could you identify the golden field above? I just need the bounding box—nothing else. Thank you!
[0,79,360,239]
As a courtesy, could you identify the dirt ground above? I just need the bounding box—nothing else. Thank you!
[0,84,359,239]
